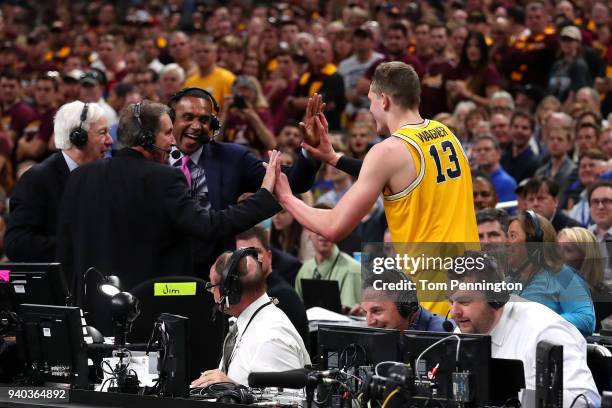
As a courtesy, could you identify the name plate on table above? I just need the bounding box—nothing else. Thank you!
[153,282,197,296]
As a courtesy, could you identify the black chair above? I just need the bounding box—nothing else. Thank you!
[587,343,612,393]
[129,276,226,381]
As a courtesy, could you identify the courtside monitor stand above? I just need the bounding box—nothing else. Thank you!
[17,304,89,388]
[4,263,70,312]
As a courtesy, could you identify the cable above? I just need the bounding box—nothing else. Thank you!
[569,393,590,408]
[381,388,399,408]
[414,335,461,378]
[374,361,406,379]
[341,370,364,383]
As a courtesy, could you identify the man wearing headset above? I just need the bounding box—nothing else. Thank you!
[56,100,282,334]
[168,87,321,273]
[353,268,452,332]
[5,101,112,262]
[448,252,599,407]
[192,248,310,388]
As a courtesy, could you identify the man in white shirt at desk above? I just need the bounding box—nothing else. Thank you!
[447,253,600,408]
[192,248,311,387]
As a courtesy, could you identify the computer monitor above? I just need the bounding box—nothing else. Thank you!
[403,330,492,406]
[17,304,88,388]
[2,263,70,312]
[156,313,189,398]
[301,279,342,313]
[317,324,401,370]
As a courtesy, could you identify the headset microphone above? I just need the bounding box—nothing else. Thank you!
[170,149,182,160]
[442,309,454,332]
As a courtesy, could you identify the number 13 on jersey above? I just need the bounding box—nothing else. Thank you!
[429,140,462,183]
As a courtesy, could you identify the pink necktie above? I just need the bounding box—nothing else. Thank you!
[181,155,192,188]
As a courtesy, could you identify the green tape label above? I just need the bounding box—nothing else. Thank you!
[154,282,197,296]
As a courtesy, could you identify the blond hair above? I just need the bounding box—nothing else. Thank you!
[558,227,604,289]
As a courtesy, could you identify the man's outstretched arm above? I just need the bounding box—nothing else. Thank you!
[275,141,408,241]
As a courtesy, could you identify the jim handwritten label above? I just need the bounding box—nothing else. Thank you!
[153,282,197,296]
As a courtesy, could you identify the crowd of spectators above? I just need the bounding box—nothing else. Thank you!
[1,0,612,331]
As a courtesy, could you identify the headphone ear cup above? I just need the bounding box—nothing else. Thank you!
[69,128,88,147]
[210,116,220,132]
[396,302,418,318]
[138,130,155,147]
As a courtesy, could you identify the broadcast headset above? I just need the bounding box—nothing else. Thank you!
[524,209,544,266]
[219,247,260,308]
[133,102,155,148]
[69,102,89,147]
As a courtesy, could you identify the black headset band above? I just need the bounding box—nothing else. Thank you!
[80,103,89,123]
[170,87,220,114]
[525,210,543,242]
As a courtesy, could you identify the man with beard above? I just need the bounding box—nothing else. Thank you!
[448,253,599,407]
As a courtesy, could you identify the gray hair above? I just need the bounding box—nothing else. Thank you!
[160,63,185,83]
[491,91,515,111]
[54,101,106,150]
[117,100,170,148]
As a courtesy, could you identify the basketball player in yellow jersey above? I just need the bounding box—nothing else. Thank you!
[273,62,478,313]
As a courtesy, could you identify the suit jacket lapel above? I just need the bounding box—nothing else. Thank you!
[203,144,222,209]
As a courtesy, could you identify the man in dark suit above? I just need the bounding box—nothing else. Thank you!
[270,247,302,287]
[168,87,320,274]
[5,101,113,261]
[235,226,310,348]
[56,101,282,333]
[524,176,582,232]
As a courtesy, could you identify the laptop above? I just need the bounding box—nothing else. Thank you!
[301,279,342,314]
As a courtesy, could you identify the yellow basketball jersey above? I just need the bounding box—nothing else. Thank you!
[382,120,479,316]
[383,120,478,243]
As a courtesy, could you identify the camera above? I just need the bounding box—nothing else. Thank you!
[232,95,247,110]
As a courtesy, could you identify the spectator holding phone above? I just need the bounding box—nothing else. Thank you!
[219,75,276,156]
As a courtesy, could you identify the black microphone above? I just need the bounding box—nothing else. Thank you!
[248,368,337,389]
[170,149,182,160]
[248,369,312,389]
[442,309,454,332]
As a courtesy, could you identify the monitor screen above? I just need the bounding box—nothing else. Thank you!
[2,263,70,312]
[18,304,88,387]
[402,330,492,406]
[318,324,401,369]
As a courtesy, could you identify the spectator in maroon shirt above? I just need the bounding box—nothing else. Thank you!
[447,31,502,110]
[413,20,435,68]
[91,34,127,93]
[265,47,299,135]
[220,75,277,155]
[16,74,59,162]
[420,22,454,118]
[0,69,37,152]
[22,29,58,88]
[362,22,425,84]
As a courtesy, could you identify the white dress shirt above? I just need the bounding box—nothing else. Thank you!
[221,293,311,386]
[486,296,600,407]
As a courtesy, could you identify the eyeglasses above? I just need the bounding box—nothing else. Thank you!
[205,282,220,293]
[590,198,612,207]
